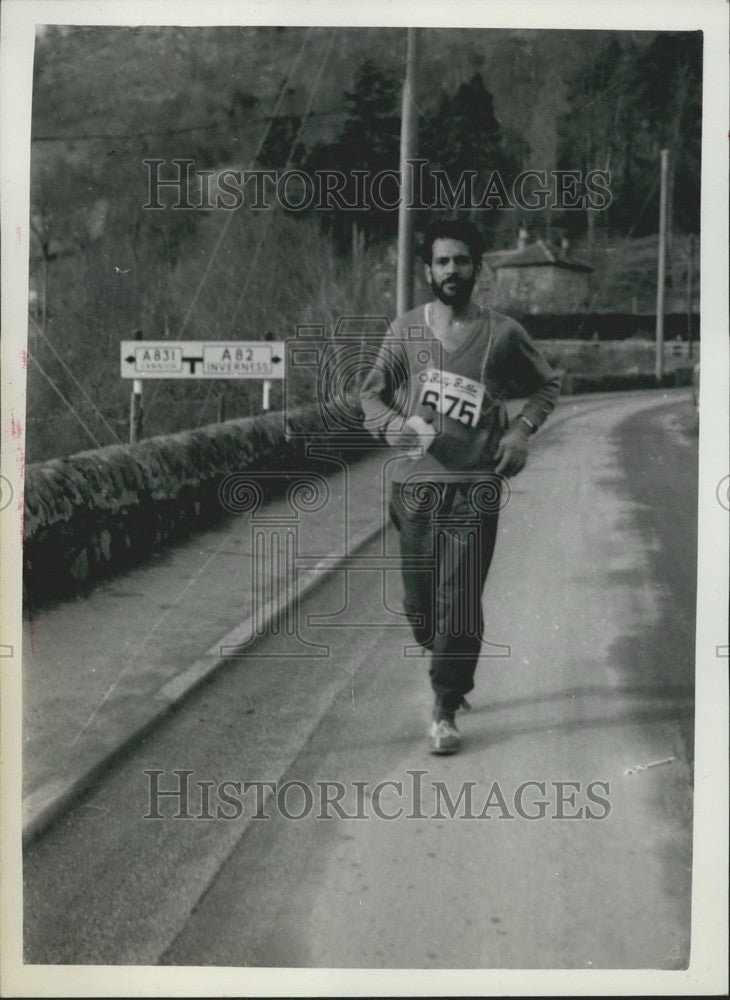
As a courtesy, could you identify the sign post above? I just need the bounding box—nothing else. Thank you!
[130,379,143,443]
[686,233,694,358]
[121,340,286,439]
[128,330,144,443]
[655,149,669,384]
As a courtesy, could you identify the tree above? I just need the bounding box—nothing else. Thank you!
[629,32,702,238]
[556,35,637,242]
[556,31,702,242]
[302,58,401,247]
[420,72,513,243]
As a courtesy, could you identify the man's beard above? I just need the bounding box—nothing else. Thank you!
[431,273,476,307]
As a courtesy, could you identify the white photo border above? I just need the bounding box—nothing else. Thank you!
[1,1,727,996]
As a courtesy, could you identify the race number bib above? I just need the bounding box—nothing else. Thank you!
[418,368,485,428]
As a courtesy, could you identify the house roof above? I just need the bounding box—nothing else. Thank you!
[483,238,593,273]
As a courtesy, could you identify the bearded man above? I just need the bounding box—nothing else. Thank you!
[360,219,561,754]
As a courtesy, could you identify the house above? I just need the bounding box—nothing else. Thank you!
[478,232,593,314]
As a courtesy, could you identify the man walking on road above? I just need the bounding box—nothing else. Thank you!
[360,220,560,755]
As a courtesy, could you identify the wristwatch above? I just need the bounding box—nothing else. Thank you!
[517,415,536,434]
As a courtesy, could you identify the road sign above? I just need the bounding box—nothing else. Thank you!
[120,341,286,379]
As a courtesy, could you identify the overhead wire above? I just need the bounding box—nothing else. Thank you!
[226,31,338,336]
[574,169,661,337]
[194,30,338,427]
[176,27,314,340]
[31,109,346,144]
[143,27,314,426]
[27,349,104,450]
[27,313,124,444]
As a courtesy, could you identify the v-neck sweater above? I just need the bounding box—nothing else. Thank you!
[359,303,561,482]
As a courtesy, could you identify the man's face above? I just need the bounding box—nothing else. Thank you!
[425,237,478,308]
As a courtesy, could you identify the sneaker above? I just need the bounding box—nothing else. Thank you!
[428,717,461,755]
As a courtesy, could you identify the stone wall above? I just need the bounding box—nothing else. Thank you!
[23,407,372,603]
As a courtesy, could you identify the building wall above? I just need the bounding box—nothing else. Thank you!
[479,265,590,313]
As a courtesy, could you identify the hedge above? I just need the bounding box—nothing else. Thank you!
[517,312,699,341]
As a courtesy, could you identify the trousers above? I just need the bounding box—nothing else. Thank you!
[388,479,501,709]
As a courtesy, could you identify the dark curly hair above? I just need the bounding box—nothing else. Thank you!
[419,219,486,266]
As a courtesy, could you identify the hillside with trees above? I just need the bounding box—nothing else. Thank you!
[27,26,702,462]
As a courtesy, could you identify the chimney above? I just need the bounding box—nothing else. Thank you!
[560,236,570,257]
[516,227,529,250]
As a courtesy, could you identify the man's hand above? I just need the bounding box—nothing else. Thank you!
[494,426,530,477]
[384,422,420,450]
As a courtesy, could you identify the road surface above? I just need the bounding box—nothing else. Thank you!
[24,389,697,968]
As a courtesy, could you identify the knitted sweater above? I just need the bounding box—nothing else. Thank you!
[359,303,561,482]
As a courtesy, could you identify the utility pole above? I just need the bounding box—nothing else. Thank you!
[686,233,694,358]
[396,27,419,317]
[129,379,143,443]
[41,253,49,334]
[655,149,669,384]
[129,329,144,443]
